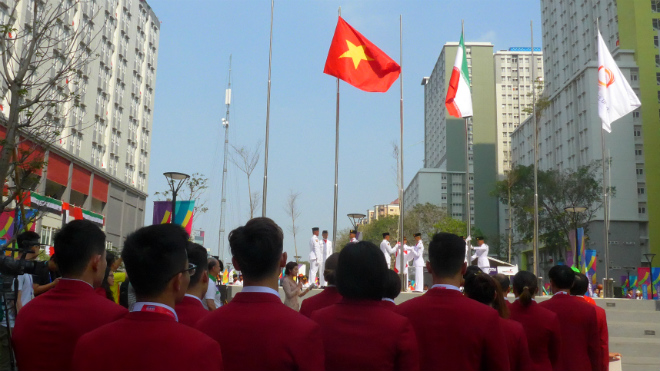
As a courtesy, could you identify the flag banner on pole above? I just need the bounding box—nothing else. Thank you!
[324,16,401,92]
[152,200,195,235]
[620,275,629,296]
[585,249,597,285]
[597,30,641,132]
[445,31,473,118]
[630,275,638,293]
[652,268,660,300]
[638,267,650,299]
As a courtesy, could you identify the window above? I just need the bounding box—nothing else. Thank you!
[655,36,659,48]
[656,55,660,67]
[638,187,645,195]
[635,149,643,156]
[654,19,660,31]
[634,126,642,136]
[636,168,644,175]
[654,0,660,12]
[639,206,646,214]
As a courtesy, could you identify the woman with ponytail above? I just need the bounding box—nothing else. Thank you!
[509,271,562,371]
[464,272,531,371]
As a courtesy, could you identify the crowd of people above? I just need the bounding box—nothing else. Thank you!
[1,217,622,371]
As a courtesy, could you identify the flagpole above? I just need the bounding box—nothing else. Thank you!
[462,20,472,266]
[596,17,610,284]
[398,14,406,290]
[332,7,341,253]
[261,0,274,217]
[531,20,539,277]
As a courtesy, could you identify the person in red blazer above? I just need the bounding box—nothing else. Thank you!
[570,273,609,371]
[12,220,127,371]
[509,271,562,371]
[312,243,418,371]
[540,265,600,371]
[72,224,223,371]
[464,270,532,371]
[197,218,324,371]
[395,233,509,371]
[176,242,211,327]
[300,253,342,317]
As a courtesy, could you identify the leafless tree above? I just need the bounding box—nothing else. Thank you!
[284,190,301,261]
[230,142,260,219]
[0,0,101,229]
[250,191,261,221]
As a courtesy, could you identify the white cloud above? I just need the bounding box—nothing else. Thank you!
[476,30,497,44]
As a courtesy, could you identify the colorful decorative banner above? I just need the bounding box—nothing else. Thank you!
[566,227,586,269]
[152,200,195,235]
[222,269,229,285]
[585,249,597,284]
[0,209,38,240]
[652,268,660,300]
[638,268,651,300]
[630,275,638,292]
[621,275,629,297]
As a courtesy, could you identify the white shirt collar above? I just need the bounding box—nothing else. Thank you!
[381,298,395,303]
[59,278,94,288]
[431,284,461,292]
[554,290,570,296]
[131,302,179,322]
[240,286,280,298]
[184,293,203,305]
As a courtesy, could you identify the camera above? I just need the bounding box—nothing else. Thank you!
[0,254,43,276]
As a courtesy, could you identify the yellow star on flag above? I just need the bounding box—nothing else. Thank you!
[339,40,374,69]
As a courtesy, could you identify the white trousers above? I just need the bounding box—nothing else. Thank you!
[414,266,424,292]
[309,259,319,285]
[319,257,325,286]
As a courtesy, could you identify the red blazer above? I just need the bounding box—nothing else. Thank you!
[509,300,562,371]
[380,300,397,310]
[175,295,209,328]
[299,286,342,318]
[197,291,324,371]
[73,311,223,371]
[12,279,127,371]
[395,288,509,371]
[578,297,609,371]
[501,317,532,371]
[539,294,601,371]
[311,299,419,371]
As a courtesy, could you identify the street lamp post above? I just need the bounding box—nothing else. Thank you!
[565,206,587,270]
[347,213,367,235]
[163,172,190,224]
[644,253,656,299]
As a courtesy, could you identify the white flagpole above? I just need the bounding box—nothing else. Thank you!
[531,20,539,277]
[261,0,274,217]
[596,17,610,284]
[399,14,406,290]
[462,20,473,266]
[331,7,341,252]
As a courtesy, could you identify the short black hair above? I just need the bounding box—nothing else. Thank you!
[285,261,298,275]
[208,258,217,271]
[494,274,511,292]
[228,217,283,281]
[570,273,589,296]
[122,224,189,297]
[54,220,106,276]
[106,251,117,267]
[336,241,386,300]
[383,269,401,300]
[324,253,340,285]
[464,265,483,280]
[187,242,208,287]
[428,233,465,278]
[17,231,41,250]
[548,265,575,290]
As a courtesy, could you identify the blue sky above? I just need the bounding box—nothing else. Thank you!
[145,0,542,262]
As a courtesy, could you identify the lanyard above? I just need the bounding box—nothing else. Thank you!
[133,303,177,320]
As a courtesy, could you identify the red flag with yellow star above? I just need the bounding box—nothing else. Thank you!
[324,17,401,92]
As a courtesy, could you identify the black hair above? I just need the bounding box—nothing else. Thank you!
[101,265,114,301]
[428,233,466,278]
[570,273,589,296]
[512,271,538,306]
[464,265,483,279]
[122,224,189,297]
[53,220,107,277]
[383,269,402,300]
[228,217,283,281]
[464,272,509,319]
[17,231,40,250]
[208,258,217,271]
[324,253,340,285]
[548,265,575,290]
[494,273,511,292]
[336,241,386,301]
[285,261,298,275]
[106,251,117,267]
[187,242,209,287]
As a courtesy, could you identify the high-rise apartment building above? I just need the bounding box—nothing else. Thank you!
[511,0,654,281]
[405,42,499,238]
[0,0,159,249]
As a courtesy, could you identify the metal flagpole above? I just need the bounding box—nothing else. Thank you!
[398,15,406,289]
[218,55,232,260]
[531,20,540,277]
[463,20,472,266]
[596,17,610,283]
[261,0,274,217]
[332,7,341,252]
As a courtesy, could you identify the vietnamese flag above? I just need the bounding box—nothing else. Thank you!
[324,16,400,92]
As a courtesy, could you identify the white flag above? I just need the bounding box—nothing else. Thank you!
[597,30,641,132]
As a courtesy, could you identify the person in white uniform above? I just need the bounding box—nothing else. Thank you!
[394,237,414,287]
[412,233,425,292]
[349,230,358,243]
[379,232,397,269]
[320,230,333,286]
[309,227,322,286]
[471,236,490,270]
